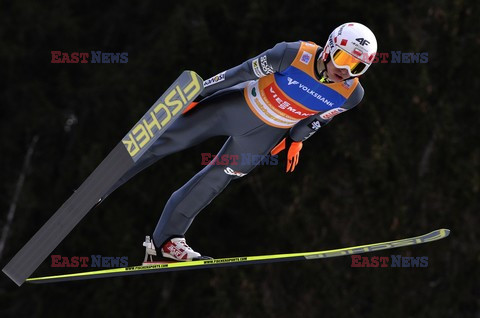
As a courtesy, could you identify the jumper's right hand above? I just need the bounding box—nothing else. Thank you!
[271,136,303,172]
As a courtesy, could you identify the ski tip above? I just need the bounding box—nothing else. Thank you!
[432,228,450,240]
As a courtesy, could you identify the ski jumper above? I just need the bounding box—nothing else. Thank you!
[105,41,365,247]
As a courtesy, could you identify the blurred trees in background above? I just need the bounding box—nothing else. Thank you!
[0,0,478,317]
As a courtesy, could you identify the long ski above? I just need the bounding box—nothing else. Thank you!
[3,71,204,286]
[26,228,449,284]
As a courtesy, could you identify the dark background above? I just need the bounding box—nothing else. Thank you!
[1,1,478,317]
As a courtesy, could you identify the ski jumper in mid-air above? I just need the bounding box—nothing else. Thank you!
[104,22,378,261]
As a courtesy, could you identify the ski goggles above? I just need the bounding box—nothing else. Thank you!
[331,48,369,76]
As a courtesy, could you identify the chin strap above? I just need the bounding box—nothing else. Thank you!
[319,70,333,83]
[317,54,334,83]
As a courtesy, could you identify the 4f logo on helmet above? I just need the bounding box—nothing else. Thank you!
[356,38,370,46]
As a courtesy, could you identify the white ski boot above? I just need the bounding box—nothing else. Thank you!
[142,236,212,265]
[161,237,212,261]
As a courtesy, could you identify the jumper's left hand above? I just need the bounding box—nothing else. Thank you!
[271,136,303,172]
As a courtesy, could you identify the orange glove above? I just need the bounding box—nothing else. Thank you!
[271,137,303,172]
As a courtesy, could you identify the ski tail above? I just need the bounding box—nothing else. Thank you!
[2,71,204,286]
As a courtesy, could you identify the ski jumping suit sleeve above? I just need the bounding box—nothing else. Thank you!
[104,41,364,247]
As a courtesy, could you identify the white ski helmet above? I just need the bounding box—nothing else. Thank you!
[322,22,377,77]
